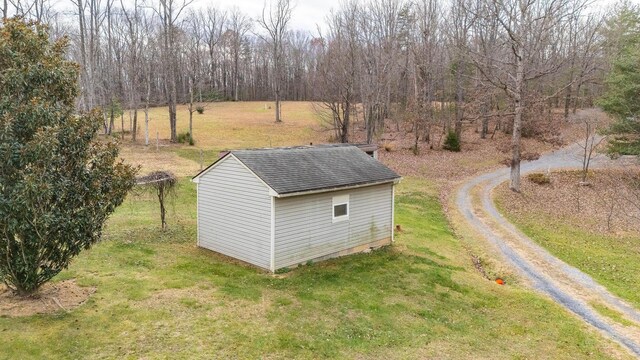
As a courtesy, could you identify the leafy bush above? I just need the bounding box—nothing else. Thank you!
[0,19,136,295]
[443,131,461,152]
[176,131,194,145]
[176,131,191,144]
[196,106,204,114]
[527,173,550,185]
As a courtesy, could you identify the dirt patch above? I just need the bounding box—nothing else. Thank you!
[0,280,96,317]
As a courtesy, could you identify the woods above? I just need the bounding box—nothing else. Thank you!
[0,0,634,189]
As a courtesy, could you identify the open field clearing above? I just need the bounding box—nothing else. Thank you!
[0,178,629,359]
[115,101,327,176]
[132,101,324,149]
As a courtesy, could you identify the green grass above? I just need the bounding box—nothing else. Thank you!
[0,178,625,359]
[174,147,220,166]
[495,198,640,309]
[590,302,636,327]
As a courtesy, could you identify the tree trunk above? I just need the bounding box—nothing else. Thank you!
[132,107,138,142]
[481,100,489,139]
[234,52,240,101]
[163,15,178,142]
[341,101,350,143]
[158,186,166,230]
[109,105,114,135]
[573,81,583,114]
[145,64,151,146]
[275,87,281,123]
[189,77,194,145]
[169,100,177,141]
[144,105,149,146]
[454,60,464,139]
[510,48,524,192]
[563,82,572,120]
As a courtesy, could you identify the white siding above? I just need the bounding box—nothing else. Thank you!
[274,184,393,269]
[197,156,272,269]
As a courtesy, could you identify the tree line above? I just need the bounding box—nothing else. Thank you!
[1,0,636,191]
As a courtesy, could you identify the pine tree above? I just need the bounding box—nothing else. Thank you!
[598,4,640,156]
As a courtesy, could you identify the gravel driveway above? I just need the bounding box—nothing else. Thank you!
[455,144,640,357]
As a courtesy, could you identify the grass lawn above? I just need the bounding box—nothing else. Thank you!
[0,178,625,359]
[133,101,325,150]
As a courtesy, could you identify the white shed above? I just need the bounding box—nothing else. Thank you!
[191,145,401,272]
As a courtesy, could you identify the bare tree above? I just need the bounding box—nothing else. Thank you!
[315,4,359,143]
[257,0,293,123]
[203,6,226,97]
[227,8,252,102]
[576,113,606,184]
[120,0,144,141]
[448,0,474,139]
[185,9,207,145]
[466,0,588,192]
[154,0,192,142]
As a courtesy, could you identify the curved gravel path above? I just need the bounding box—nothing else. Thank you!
[455,144,640,357]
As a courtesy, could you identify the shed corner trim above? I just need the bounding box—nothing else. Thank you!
[270,195,276,272]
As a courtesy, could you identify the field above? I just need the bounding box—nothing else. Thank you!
[0,102,633,359]
[117,102,328,177]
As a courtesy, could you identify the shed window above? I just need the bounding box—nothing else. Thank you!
[332,195,349,222]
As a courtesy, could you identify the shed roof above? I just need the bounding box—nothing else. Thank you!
[194,145,400,195]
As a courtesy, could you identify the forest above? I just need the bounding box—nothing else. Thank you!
[1,0,636,191]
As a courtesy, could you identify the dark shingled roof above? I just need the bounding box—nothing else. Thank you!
[226,146,400,194]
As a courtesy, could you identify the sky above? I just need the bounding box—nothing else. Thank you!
[190,0,342,34]
[180,0,632,33]
[44,0,639,33]
[43,0,342,34]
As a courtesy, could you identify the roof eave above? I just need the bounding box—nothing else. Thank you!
[274,177,401,198]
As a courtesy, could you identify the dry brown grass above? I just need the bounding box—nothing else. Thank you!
[124,101,327,150]
[119,143,201,177]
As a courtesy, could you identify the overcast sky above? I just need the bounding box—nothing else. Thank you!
[47,0,638,33]
[181,0,633,33]
[188,0,342,34]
